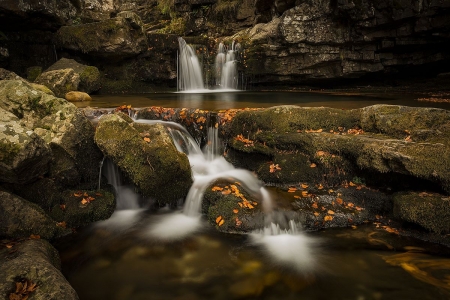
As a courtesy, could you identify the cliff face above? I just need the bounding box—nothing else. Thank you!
[240,0,450,86]
[0,0,449,90]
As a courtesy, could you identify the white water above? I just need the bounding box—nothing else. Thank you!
[215,41,240,90]
[178,37,205,91]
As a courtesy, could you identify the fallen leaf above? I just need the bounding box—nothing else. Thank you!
[294,195,301,199]
[218,219,225,226]
[349,181,356,187]
[215,216,222,224]
[328,189,334,194]
[316,151,325,156]
[312,202,318,209]
[336,198,343,205]
[81,198,88,205]
[143,137,151,142]
[317,184,323,190]
[314,212,320,217]
[233,209,239,213]
[56,221,67,228]
[301,183,309,189]
[347,202,354,208]
[351,225,357,229]
[288,187,297,192]
[405,135,412,142]
[301,191,309,197]
[324,215,333,221]
[73,192,82,197]
[221,189,231,195]
[59,204,66,210]
[327,210,335,215]
[29,234,40,240]
[212,186,223,191]
[310,163,317,168]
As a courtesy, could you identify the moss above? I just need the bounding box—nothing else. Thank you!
[157,17,186,35]
[0,141,21,163]
[79,66,100,91]
[393,192,450,234]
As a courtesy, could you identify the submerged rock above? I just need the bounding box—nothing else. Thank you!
[95,113,193,205]
[0,191,66,240]
[0,239,79,300]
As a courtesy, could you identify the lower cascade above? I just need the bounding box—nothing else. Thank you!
[100,118,317,272]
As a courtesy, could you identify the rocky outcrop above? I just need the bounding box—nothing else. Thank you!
[225,105,450,192]
[0,0,78,31]
[236,0,450,86]
[95,113,193,205]
[55,12,148,58]
[0,239,79,300]
[34,69,80,98]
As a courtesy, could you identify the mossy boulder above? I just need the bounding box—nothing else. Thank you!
[50,189,115,228]
[0,239,79,300]
[94,114,193,205]
[393,192,450,234]
[45,58,101,94]
[13,178,61,211]
[55,14,148,58]
[34,68,80,98]
[0,191,67,240]
[0,108,51,184]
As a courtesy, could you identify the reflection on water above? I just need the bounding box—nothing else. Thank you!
[59,217,450,300]
[74,91,450,110]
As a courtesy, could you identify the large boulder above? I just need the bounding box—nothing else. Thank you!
[0,239,79,300]
[95,113,193,205]
[0,80,103,187]
[55,13,148,59]
[0,108,51,184]
[0,191,65,240]
[43,58,101,94]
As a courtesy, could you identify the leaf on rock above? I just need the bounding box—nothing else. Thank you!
[143,137,151,143]
[218,219,225,226]
[310,163,317,168]
[29,234,40,240]
[221,189,231,195]
[233,209,239,214]
[212,186,223,192]
[327,210,335,215]
[336,198,343,205]
[288,187,297,193]
[324,215,333,221]
[73,192,83,197]
[301,183,309,189]
[56,221,67,228]
[215,216,222,224]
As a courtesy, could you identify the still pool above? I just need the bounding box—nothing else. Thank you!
[57,211,450,300]
[74,91,450,110]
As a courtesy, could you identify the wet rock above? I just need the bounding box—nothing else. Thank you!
[65,91,92,102]
[0,68,24,81]
[34,69,80,98]
[44,58,101,94]
[0,239,79,300]
[0,108,51,184]
[0,191,64,240]
[94,113,193,205]
[393,192,450,234]
[55,13,148,59]
[50,189,115,228]
[13,178,61,211]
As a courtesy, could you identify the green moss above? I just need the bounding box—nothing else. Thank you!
[0,141,21,163]
[157,17,186,35]
[80,66,100,88]
[27,66,42,82]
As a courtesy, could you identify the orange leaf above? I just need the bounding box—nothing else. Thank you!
[316,151,325,156]
[312,202,318,209]
[83,192,88,197]
[233,209,239,213]
[324,215,333,221]
[327,210,335,215]
[143,137,151,142]
[221,189,231,195]
[301,183,309,189]
[247,203,254,209]
[349,181,356,187]
[56,221,67,228]
[215,216,222,224]
[328,189,334,194]
[29,234,40,239]
[301,191,309,197]
[347,202,354,208]
[218,219,225,226]
[314,212,320,217]
[336,198,343,205]
[317,184,323,190]
[59,204,66,210]
[288,187,297,193]
[310,163,317,168]
[73,192,82,197]
[81,199,88,205]
[294,195,301,199]
[212,186,223,191]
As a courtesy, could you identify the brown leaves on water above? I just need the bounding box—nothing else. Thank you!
[9,279,37,300]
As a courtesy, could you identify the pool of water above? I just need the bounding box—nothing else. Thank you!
[58,211,450,300]
[75,91,450,110]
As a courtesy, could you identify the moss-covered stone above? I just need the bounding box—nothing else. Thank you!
[94,114,193,205]
[50,189,115,228]
[393,192,450,234]
[34,68,80,98]
[13,178,61,211]
[26,66,42,82]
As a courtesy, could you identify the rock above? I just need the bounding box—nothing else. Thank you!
[225,105,450,192]
[55,14,148,59]
[45,58,101,94]
[81,0,116,22]
[0,239,79,300]
[0,108,52,184]
[0,0,78,30]
[0,68,25,81]
[29,83,55,96]
[13,178,61,211]
[0,191,64,240]
[0,80,103,187]
[65,91,92,102]
[393,192,450,234]
[34,69,80,98]
[50,189,115,228]
[94,113,193,205]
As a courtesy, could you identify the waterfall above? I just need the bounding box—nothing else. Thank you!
[178,37,205,91]
[215,41,241,90]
